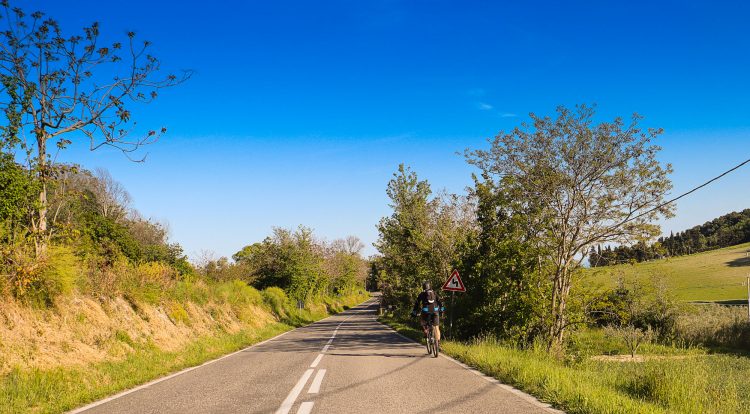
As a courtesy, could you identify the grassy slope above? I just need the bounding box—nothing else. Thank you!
[0,292,369,414]
[382,316,750,414]
[586,242,750,301]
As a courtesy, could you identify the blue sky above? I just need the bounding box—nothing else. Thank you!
[28,0,750,258]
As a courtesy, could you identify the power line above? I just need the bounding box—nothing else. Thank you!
[626,156,750,224]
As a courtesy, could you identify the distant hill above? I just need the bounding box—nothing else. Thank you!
[586,242,750,302]
[590,209,750,267]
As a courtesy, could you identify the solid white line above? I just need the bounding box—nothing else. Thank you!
[310,354,323,368]
[321,344,330,353]
[326,338,333,345]
[275,369,314,414]
[68,329,294,414]
[297,401,315,414]
[308,369,327,394]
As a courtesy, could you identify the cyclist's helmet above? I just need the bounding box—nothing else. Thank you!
[422,281,431,291]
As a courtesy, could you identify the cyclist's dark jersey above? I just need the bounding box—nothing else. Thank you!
[413,289,443,315]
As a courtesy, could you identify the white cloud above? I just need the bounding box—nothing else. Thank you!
[500,113,517,118]
[477,102,494,111]
[467,88,486,97]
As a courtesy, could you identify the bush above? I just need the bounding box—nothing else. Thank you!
[40,246,79,298]
[263,286,292,319]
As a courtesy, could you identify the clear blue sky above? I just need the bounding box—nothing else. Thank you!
[32,0,750,259]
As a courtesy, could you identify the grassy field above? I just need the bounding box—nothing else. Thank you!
[585,242,750,302]
[383,316,750,414]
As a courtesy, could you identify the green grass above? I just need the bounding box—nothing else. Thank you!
[382,316,750,414]
[0,323,291,414]
[586,242,750,302]
[0,291,370,414]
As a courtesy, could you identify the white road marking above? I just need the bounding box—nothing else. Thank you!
[321,344,330,353]
[326,338,333,345]
[275,369,314,414]
[310,354,323,368]
[308,369,327,394]
[297,401,315,414]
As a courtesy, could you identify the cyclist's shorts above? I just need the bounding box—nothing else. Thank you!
[420,312,439,328]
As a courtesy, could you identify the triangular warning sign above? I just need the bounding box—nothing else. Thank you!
[442,269,466,292]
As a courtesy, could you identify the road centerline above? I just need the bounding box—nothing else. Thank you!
[310,354,324,368]
[275,369,314,414]
[308,369,327,394]
[297,402,315,414]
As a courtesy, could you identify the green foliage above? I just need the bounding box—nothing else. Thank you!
[375,164,435,310]
[466,104,673,346]
[453,175,549,342]
[0,153,37,232]
[232,227,365,302]
[166,302,190,325]
[262,286,293,319]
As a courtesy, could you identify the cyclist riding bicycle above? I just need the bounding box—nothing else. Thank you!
[411,281,444,342]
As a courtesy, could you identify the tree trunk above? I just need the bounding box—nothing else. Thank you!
[35,134,48,257]
[548,265,571,349]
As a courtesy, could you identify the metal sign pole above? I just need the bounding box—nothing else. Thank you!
[450,291,454,339]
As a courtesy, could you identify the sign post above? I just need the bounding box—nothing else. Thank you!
[441,269,466,339]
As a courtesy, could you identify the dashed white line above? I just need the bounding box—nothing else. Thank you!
[275,369,314,414]
[310,354,323,368]
[308,369,327,394]
[297,401,315,414]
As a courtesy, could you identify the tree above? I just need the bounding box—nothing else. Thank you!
[0,1,190,255]
[375,164,434,310]
[467,104,673,348]
[453,174,548,341]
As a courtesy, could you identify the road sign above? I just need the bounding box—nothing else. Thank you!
[442,269,466,292]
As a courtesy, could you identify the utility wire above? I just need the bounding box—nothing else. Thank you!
[625,156,750,224]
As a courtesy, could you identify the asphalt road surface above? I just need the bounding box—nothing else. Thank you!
[72,298,560,414]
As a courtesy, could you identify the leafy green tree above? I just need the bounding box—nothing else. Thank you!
[0,152,37,235]
[375,164,434,310]
[453,174,548,341]
[467,104,673,348]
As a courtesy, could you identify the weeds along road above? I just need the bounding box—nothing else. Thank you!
[71,299,559,414]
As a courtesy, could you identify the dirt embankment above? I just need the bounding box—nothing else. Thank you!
[0,296,276,375]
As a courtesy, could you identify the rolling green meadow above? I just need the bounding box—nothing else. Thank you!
[586,242,750,302]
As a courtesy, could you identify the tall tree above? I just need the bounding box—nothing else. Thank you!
[375,164,433,309]
[467,104,673,348]
[0,1,189,255]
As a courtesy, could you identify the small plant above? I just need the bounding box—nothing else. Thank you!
[604,324,654,357]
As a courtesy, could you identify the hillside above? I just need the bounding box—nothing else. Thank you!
[585,242,750,302]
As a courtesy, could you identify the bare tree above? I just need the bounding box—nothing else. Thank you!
[92,168,130,222]
[467,104,673,348]
[0,1,190,255]
[330,236,365,256]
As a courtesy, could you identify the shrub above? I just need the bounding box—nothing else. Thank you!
[40,246,79,298]
[263,286,292,318]
[166,302,190,325]
[604,325,654,357]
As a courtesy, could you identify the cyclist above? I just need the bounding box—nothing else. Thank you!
[411,281,444,342]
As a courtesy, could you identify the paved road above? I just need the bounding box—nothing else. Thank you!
[73,298,559,414]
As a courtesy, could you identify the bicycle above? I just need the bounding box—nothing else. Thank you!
[425,314,440,358]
